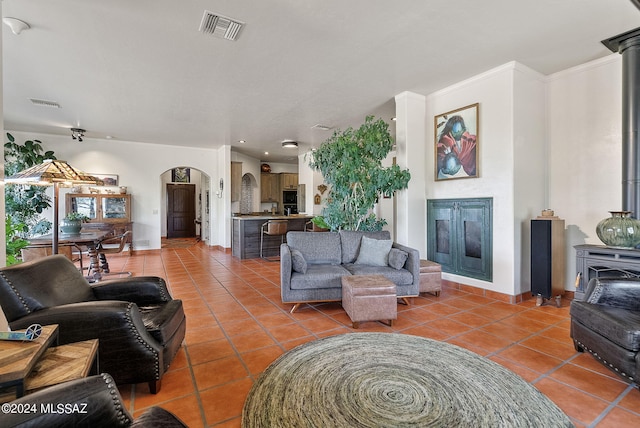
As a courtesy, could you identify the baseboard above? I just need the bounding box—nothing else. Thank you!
[442,280,575,304]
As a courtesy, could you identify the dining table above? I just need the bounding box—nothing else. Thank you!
[28,229,112,281]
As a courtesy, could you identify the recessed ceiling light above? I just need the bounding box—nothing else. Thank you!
[391,117,397,121]
[238,140,246,144]
[264,152,269,155]
[282,140,298,148]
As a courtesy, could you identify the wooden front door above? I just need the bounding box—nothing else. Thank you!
[167,183,196,238]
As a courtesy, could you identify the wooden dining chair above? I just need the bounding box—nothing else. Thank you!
[89,230,133,279]
[21,243,84,271]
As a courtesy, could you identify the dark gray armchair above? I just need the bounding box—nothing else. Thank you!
[0,373,187,427]
[0,255,186,394]
[570,277,640,385]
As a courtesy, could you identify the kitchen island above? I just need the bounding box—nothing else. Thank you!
[232,214,313,259]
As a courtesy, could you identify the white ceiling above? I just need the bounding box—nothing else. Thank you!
[2,0,639,164]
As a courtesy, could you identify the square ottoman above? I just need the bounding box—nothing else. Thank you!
[419,259,442,296]
[341,275,397,328]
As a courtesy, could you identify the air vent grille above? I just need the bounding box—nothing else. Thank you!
[30,98,61,108]
[311,124,333,131]
[199,11,244,41]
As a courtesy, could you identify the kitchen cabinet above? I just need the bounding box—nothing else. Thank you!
[231,162,242,202]
[427,198,492,281]
[280,173,298,190]
[261,173,280,202]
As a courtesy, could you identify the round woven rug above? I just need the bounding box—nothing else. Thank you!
[242,333,572,427]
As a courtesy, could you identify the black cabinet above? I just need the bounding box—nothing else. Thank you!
[427,198,492,281]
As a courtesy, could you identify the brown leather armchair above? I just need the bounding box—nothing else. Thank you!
[570,277,640,385]
[0,255,186,394]
[1,373,187,427]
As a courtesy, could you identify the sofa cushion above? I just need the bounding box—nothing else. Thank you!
[388,248,408,270]
[291,249,308,274]
[570,301,640,351]
[344,264,414,286]
[290,264,352,290]
[286,232,342,265]
[339,230,391,264]
[355,236,392,266]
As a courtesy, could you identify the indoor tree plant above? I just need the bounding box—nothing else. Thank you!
[4,133,57,264]
[308,116,411,231]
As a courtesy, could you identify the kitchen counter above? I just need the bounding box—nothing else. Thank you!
[232,215,313,259]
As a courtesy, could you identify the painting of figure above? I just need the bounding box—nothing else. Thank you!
[435,103,478,181]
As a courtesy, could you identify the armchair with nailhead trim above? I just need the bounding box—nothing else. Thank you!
[0,255,186,394]
[570,277,640,386]
[0,373,187,427]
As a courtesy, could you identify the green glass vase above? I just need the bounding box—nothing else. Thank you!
[596,211,640,248]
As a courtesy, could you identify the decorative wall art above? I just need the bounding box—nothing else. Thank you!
[90,173,118,186]
[434,103,479,181]
[172,167,190,183]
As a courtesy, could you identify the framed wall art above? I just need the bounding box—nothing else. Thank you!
[90,173,118,186]
[172,167,190,183]
[434,103,479,181]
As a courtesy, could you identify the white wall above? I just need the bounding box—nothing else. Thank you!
[395,92,427,253]
[425,62,546,296]
[7,131,220,250]
[547,55,623,289]
[513,64,548,294]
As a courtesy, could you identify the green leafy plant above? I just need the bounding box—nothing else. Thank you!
[5,217,29,265]
[307,116,411,231]
[310,216,330,229]
[4,133,57,239]
[63,212,90,222]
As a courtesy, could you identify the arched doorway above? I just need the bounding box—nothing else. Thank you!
[160,167,211,243]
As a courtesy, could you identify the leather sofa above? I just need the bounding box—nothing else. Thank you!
[570,277,640,384]
[281,230,420,312]
[0,255,186,394]
[1,373,187,427]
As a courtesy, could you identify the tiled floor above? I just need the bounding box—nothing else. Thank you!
[104,243,640,427]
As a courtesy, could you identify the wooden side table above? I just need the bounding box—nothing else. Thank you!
[0,325,59,398]
[25,339,99,393]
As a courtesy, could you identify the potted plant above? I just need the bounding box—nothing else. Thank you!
[307,116,411,231]
[60,212,89,234]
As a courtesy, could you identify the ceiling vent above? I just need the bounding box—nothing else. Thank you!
[29,98,61,108]
[311,124,333,131]
[199,11,244,41]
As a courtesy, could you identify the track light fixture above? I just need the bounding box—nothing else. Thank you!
[70,128,86,142]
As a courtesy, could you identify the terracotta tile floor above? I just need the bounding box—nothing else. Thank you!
[103,243,640,427]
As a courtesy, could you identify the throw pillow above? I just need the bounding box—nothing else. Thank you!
[291,249,308,274]
[388,248,408,270]
[354,236,393,267]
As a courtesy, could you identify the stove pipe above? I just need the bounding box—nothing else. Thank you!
[603,28,640,218]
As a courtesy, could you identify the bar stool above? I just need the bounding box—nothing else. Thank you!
[260,220,288,261]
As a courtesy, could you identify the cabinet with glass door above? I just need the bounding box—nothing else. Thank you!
[66,194,131,223]
[65,193,133,253]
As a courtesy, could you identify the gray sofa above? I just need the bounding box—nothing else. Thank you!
[280,230,420,313]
